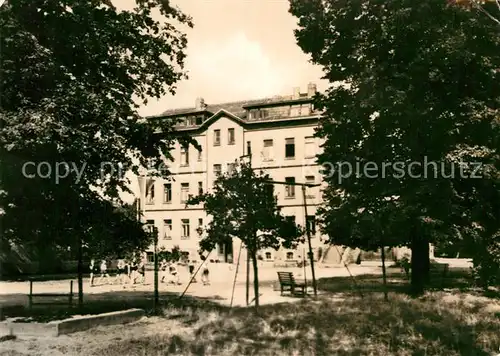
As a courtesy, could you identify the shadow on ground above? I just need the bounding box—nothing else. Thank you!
[0,290,227,322]
[96,291,500,356]
[316,266,474,297]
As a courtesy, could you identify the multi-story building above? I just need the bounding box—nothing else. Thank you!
[139,83,331,265]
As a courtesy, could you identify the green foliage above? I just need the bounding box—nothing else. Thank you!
[0,0,194,256]
[289,0,500,292]
[187,161,304,254]
[80,198,153,260]
[158,245,184,262]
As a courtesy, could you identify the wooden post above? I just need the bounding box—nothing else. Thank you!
[29,280,33,310]
[69,280,74,307]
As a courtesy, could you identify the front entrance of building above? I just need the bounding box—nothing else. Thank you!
[216,240,234,263]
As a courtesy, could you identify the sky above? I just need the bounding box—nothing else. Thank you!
[121,0,328,117]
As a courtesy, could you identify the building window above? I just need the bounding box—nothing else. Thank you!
[228,128,235,145]
[301,104,311,116]
[163,219,172,240]
[306,216,316,235]
[198,181,203,195]
[197,147,202,161]
[163,183,172,203]
[195,116,203,125]
[291,104,302,117]
[285,177,295,198]
[180,147,189,166]
[265,252,272,260]
[286,215,296,224]
[181,219,190,239]
[305,176,315,198]
[305,136,315,158]
[227,162,236,175]
[146,252,154,263]
[247,141,252,156]
[213,164,222,177]
[262,139,274,161]
[285,138,295,159]
[181,183,189,203]
[145,179,155,204]
[286,252,294,260]
[214,129,221,146]
[187,116,197,126]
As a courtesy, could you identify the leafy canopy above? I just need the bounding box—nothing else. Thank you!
[0,0,194,253]
[187,161,303,254]
[290,0,500,254]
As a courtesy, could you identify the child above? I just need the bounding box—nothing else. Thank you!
[129,258,138,285]
[159,259,168,283]
[188,260,197,283]
[201,261,210,286]
[115,259,128,285]
[97,259,111,285]
[89,259,99,287]
[168,262,181,285]
[137,259,146,284]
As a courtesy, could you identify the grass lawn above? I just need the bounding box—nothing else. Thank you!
[1,266,499,355]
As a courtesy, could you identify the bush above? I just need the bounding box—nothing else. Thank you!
[471,234,500,289]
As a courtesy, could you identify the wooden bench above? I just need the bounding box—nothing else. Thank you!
[28,280,74,309]
[277,272,306,296]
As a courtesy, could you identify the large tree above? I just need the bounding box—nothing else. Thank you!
[290,0,500,294]
[0,0,194,302]
[187,162,303,308]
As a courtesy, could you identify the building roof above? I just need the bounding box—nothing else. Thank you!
[146,85,321,130]
[150,94,311,119]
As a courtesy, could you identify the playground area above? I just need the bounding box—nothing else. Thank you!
[1,258,498,356]
[0,263,383,308]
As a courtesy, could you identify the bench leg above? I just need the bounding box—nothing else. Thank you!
[28,281,33,310]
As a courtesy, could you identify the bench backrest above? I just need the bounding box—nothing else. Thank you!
[277,272,296,284]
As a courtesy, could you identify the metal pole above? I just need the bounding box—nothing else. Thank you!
[333,244,364,298]
[179,251,211,300]
[153,229,159,312]
[230,241,243,307]
[240,153,252,307]
[302,185,317,297]
[303,247,307,291]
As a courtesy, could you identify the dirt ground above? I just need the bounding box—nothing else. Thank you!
[0,263,381,307]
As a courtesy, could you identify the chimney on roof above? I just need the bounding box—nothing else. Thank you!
[195,97,206,110]
[292,87,301,99]
[307,82,317,98]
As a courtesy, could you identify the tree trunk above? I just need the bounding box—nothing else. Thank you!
[410,231,429,296]
[251,250,259,309]
[77,238,83,308]
[381,246,388,301]
[245,249,250,305]
[423,240,430,285]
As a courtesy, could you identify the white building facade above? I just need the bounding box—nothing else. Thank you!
[139,83,333,265]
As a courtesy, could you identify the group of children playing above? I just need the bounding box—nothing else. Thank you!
[89,258,146,287]
[89,257,211,287]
